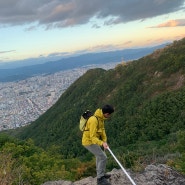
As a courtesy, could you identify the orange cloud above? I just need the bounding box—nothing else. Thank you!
[149,19,185,28]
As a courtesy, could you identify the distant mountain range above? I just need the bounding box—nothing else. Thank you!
[0,43,168,82]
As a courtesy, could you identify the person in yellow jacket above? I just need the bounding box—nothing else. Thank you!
[82,104,114,185]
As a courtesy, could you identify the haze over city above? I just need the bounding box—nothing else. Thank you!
[0,0,185,63]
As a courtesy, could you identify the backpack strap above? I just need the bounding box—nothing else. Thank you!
[94,115,99,130]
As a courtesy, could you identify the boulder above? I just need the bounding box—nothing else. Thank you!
[42,164,185,185]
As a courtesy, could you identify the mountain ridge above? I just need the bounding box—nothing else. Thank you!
[0,44,168,82]
[12,38,185,158]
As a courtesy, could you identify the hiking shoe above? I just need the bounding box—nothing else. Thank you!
[104,174,111,179]
[97,176,111,185]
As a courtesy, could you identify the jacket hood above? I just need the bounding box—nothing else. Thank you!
[94,108,107,120]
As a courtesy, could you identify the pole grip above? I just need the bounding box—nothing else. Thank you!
[107,147,137,185]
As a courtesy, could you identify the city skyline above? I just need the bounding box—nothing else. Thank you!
[0,0,185,63]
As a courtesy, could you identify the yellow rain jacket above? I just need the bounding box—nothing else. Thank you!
[82,108,107,146]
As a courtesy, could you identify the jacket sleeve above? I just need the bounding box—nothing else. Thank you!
[88,116,104,146]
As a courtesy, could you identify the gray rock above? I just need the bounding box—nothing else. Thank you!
[42,164,185,185]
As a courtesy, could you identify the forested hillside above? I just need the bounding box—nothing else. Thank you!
[14,38,185,156]
[1,38,185,185]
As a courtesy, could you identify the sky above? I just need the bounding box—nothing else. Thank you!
[0,0,185,63]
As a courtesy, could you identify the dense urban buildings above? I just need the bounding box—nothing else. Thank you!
[0,63,119,131]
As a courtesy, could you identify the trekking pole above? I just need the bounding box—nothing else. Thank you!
[107,147,137,185]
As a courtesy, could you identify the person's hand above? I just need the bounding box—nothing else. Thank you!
[102,142,109,149]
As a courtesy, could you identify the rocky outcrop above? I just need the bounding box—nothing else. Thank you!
[42,164,185,185]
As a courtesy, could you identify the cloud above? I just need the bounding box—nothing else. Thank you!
[0,50,16,54]
[71,44,122,54]
[47,52,69,57]
[92,24,101,29]
[149,19,185,28]
[123,41,133,45]
[0,0,184,28]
